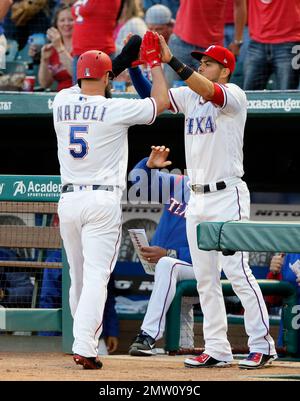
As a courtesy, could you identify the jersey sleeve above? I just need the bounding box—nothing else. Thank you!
[52,85,81,107]
[119,97,157,126]
[168,87,190,114]
[217,83,247,116]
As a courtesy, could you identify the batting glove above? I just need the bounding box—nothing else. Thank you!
[140,31,161,69]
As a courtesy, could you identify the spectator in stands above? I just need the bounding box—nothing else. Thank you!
[3,0,51,51]
[0,0,12,69]
[71,0,121,82]
[0,251,34,308]
[164,0,247,87]
[267,253,300,356]
[243,0,300,90]
[115,0,147,55]
[224,0,249,88]
[128,145,196,356]
[39,248,119,354]
[37,4,73,91]
[143,0,179,19]
[0,215,34,309]
[145,4,174,43]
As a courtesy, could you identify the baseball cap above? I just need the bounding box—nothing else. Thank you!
[191,45,236,74]
[145,4,173,25]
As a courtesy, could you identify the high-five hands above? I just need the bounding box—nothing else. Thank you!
[132,31,162,69]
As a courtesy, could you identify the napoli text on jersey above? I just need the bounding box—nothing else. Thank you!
[53,85,157,189]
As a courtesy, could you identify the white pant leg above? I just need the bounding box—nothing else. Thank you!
[219,184,276,355]
[58,190,122,358]
[186,181,275,360]
[141,256,195,341]
[58,195,84,317]
[186,214,233,361]
[221,251,276,355]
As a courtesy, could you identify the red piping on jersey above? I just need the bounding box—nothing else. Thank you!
[168,90,179,113]
[211,83,225,107]
[148,98,157,125]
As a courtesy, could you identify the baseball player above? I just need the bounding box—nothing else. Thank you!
[128,145,196,356]
[52,32,169,369]
[158,37,277,369]
[130,37,277,369]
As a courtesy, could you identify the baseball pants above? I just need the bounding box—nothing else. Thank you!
[186,180,276,362]
[58,189,122,357]
[141,256,196,343]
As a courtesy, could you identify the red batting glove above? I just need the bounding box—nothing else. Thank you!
[140,31,161,69]
[131,58,146,67]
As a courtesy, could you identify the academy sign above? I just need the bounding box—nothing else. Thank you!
[0,175,61,201]
[13,180,62,199]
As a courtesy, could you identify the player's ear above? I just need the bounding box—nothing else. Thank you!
[103,72,110,87]
[221,67,231,82]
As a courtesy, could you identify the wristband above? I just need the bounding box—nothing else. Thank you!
[168,56,194,81]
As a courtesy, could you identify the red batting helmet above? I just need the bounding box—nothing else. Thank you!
[77,50,114,80]
[191,45,235,74]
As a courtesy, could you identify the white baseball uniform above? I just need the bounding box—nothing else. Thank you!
[169,83,276,361]
[53,85,157,357]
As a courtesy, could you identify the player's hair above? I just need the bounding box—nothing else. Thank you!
[216,61,231,82]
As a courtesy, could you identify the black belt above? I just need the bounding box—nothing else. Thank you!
[191,181,226,194]
[62,184,114,193]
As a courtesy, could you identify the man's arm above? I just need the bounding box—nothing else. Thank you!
[0,0,12,20]
[150,65,169,114]
[141,31,169,114]
[229,0,247,57]
[128,67,152,98]
[129,146,173,203]
[159,35,218,102]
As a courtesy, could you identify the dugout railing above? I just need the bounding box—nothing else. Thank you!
[165,220,300,355]
[0,175,73,352]
[165,279,298,355]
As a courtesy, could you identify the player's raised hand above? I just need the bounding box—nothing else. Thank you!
[112,34,143,75]
[140,31,161,69]
[146,145,172,169]
[159,34,173,63]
